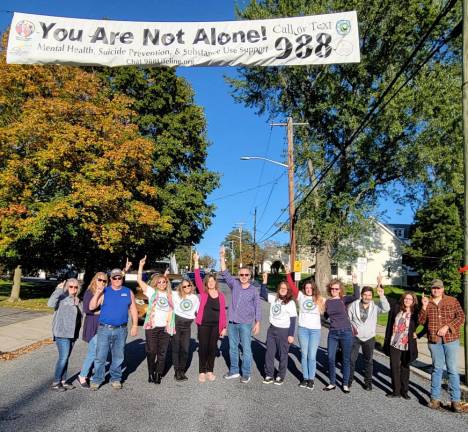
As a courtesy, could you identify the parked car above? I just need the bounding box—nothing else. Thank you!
[135,273,183,323]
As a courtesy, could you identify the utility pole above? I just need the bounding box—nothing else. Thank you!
[462,0,468,385]
[271,117,308,273]
[235,222,244,268]
[253,207,257,277]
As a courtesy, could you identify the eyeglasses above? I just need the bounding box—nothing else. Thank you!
[157,280,168,284]
[111,276,123,280]
[239,273,250,277]
[97,278,107,283]
[68,285,79,289]
[330,288,340,291]
[182,284,191,288]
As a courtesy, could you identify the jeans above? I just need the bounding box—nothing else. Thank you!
[327,329,353,386]
[297,327,321,380]
[228,322,253,377]
[428,340,461,402]
[53,337,74,383]
[91,325,127,385]
[80,335,97,378]
[349,336,375,385]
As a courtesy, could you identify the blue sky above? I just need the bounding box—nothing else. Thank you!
[0,1,413,262]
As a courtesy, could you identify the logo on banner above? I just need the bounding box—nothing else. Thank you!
[15,20,35,40]
[336,20,351,36]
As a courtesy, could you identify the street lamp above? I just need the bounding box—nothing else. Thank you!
[240,156,288,168]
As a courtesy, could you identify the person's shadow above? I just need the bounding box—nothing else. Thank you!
[122,338,147,381]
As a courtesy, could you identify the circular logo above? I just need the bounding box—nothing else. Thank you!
[157,297,169,309]
[302,299,316,313]
[15,20,35,39]
[180,299,193,312]
[336,20,351,36]
[272,303,282,317]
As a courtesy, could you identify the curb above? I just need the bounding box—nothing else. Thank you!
[0,337,53,361]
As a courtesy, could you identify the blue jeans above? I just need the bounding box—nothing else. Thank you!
[228,322,253,377]
[297,327,321,380]
[80,335,97,378]
[428,340,461,402]
[327,329,353,386]
[91,325,127,385]
[53,337,74,383]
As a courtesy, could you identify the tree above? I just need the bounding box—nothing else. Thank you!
[174,246,193,271]
[223,228,263,271]
[199,254,216,270]
[0,33,219,288]
[406,193,463,294]
[229,0,461,293]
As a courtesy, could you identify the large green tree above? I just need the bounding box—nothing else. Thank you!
[229,0,461,292]
[0,34,218,285]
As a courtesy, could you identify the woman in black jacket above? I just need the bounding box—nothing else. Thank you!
[383,291,419,399]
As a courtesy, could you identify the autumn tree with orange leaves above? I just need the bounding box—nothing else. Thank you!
[0,34,218,297]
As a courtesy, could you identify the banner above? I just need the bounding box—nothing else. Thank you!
[7,11,360,67]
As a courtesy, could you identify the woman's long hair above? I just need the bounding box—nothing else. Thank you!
[301,279,320,303]
[203,273,219,293]
[277,281,293,304]
[326,279,345,298]
[399,291,418,313]
[149,273,170,291]
[177,278,195,298]
[87,272,108,294]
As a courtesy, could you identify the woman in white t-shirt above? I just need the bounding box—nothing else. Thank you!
[260,272,297,386]
[171,278,200,381]
[138,256,174,385]
[285,270,324,390]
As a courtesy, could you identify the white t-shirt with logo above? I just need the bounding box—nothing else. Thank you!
[267,293,297,328]
[297,291,321,329]
[172,291,199,320]
[145,287,171,328]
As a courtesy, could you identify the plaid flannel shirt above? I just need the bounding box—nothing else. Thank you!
[418,294,465,343]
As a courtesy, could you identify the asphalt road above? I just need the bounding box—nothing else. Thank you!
[1,282,467,432]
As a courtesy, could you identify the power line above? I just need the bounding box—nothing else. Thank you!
[209,175,283,202]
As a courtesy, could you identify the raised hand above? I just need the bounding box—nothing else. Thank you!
[139,255,147,268]
[284,263,290,273]
[124,257,132,272]
[262,272,268,284]
[219,246,225,259]
[376,285,384,297]
[352,272,358,284]
[421,293,429,309]
[164,267,170,277]
[377,272,383,287]
[193,251,199,262]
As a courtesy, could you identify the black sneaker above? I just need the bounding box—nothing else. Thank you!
[298,380,308,388]
[51,382,66,392]
[62,382,75,390]
[307,379,315,390]
[274,377,284,386]
[363,383,372,391]
[262,376,274,384]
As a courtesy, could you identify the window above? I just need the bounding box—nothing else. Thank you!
[346,265,352,276]
[331,263,338,276]
[387,267,391,278]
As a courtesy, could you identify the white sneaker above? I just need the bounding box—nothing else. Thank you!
[223,373,240,380]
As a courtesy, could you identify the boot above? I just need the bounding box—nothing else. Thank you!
[174,369,182,381]
[146,354,155,383]
[180,370,188,381]
[154,372,162,384]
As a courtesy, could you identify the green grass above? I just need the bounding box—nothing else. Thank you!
[0,278,57,312]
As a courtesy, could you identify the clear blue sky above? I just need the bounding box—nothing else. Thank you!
[0,1,414,263]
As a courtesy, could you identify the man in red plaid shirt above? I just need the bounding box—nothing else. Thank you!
[419,279,465,412]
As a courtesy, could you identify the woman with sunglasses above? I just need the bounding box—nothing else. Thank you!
[138,256,174,384]
[47,278,82,391]
[193,251,227,382]
[172,278,200,381]
[323,275,360,393]
[77,272,108,388]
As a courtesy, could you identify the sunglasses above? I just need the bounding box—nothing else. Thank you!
[157,280,168,284]
[97,278,107,283]
[112,276,123,280]
[239,273,250,277]
[182,284,191,288]
[68,285,79,289]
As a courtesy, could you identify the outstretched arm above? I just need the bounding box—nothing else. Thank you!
[137,256,151,295]
[193,251,204,293]
[285,264,299,299]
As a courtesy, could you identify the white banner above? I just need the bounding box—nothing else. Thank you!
[7,11,360,67]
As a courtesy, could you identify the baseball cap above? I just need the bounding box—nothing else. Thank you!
[430,279,444,289]
[110,268,124,278]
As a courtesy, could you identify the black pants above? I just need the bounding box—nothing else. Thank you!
[172,315,192,371]
[265,325,290,379]
[349,336,375,385]
[389,345,411,395]
[198,324,218,373]
[145,327,170,375]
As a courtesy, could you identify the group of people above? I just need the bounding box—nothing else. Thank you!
[47,248,466,412]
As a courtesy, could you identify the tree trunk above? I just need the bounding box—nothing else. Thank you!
[8,265,22,302]
[315,243,331,296]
